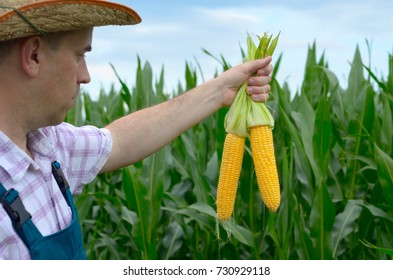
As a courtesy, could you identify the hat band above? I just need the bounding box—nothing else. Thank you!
[0,5,47,36]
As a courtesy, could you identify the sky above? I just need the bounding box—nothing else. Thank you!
[84,0,393,98]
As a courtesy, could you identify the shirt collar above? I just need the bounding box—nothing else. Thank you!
[0,129,55,182]
[27,127,56,158]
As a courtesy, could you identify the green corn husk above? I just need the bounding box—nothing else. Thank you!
[225,32,280,137]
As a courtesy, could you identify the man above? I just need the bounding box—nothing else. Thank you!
[0,0,273,259]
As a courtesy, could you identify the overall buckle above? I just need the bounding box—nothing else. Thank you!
[51,161,70,194]
[1,189,32,227]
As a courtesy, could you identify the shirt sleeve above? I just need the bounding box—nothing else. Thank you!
[50,123,113,194]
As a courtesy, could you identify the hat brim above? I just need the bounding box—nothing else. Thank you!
[0,0,142,41]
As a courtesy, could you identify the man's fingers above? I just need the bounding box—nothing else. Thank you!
[245,56,272,76]
[251,91,270,102]
[246,84,271,96]
[248,75,272,87]
[257,63,273,76]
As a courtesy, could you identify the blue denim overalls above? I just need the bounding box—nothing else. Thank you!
[0,161,87,260]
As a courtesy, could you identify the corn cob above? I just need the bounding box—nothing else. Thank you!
[216,133,245,221]
[248,32,281,212]
[249,125,280,212]
[216,32,280,222]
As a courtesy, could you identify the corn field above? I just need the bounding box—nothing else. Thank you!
[65,43,393,260]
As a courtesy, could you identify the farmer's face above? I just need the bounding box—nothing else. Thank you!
[40,28,92,124]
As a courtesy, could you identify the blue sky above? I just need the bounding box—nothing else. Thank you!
[84,0,393,98]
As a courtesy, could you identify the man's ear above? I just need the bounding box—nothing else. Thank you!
[19,36,42,77]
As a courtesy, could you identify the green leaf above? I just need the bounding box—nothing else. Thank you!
[162,221,184,259]
[121,167,136,210]
[74,193,95,222]
[280,107,313,188]
[221,220,255,247]
[174,204,215,233]
[332,200,362,258]
[292,94,316,169]
[380,96,393,152]
[345,46,365,115]
[309,182,335,259]
[185,203,255,247]
[144,148,166,242]
[374,143,393,211]
[121,206,138,226]
[188,202,217,218]
[103,201,120,224]
[356,200,393,221]
[318,66,340,90]
[204,151,218,183]
[294,208,316,260]
[360,240,393,257]
[313,94,332,180]
[98,233,122,260]
[111,63,132,109]
[122,166,152,258]
[363,64,388,92]
[362,88,375,136]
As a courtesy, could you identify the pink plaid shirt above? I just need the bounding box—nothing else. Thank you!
[0,122,112,259]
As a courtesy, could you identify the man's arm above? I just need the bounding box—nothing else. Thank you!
[101,57,272,173]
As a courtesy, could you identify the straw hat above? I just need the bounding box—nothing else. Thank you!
[0,0,141,42]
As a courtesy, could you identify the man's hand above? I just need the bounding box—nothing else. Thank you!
[219,56,273,107]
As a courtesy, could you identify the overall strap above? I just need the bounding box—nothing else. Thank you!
[1,162,87,259]
[51,161,72,207]
[0,182,7,198]
[0,161,71,228]
[0,182,39,248]
[0,182,32,229]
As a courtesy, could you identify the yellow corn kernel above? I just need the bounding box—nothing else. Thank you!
[250,125,280,212]
[216,133,245,221]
